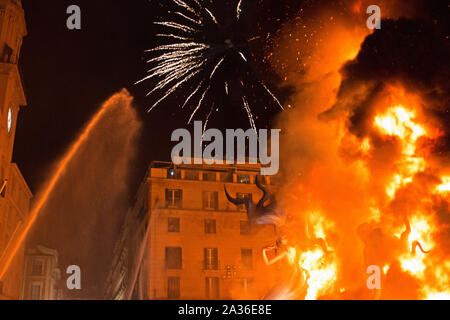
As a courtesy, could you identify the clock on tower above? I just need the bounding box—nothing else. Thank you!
[7,107,12,133]
[0,0,33,301]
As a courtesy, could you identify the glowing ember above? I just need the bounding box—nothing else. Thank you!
[437,177,450,193]
[299,248,337,300]
[374,106,427,198]
[399,215,434,277]
[374,106,426,143]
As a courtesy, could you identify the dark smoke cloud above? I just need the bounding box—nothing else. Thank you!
[322,17,449,153]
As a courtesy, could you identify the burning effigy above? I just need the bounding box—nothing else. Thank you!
[226,3,449,300]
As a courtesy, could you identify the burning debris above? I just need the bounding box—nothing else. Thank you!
[241,2,450,300]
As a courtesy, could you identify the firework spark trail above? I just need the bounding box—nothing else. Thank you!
[154,21,196,33]
[149,69,202,111]
[188,85,210,124]
[155,33,194,41]
[210,57,225,79]
[238,51,247,62]
[202,105,215,139]
[205,8,218,24]
[236,0,243,19]
[242,96,257,131]
[182,80,204,109]
[139,0,283,129]
[172,11,201,25]
[173,0,199,16]
[261,81,284,110]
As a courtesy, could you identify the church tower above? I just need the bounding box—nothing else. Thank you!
[0,0,32,300]
[0,0,27,177]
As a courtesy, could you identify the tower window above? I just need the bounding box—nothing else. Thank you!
[2,45,13,63]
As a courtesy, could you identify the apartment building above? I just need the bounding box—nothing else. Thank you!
[105,160,280,300]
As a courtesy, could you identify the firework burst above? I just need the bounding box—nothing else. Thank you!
[138,0,284,130]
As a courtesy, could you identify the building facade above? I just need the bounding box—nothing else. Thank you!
[21,245,63,300]
[105,161,280,300]
[0,0,31,300]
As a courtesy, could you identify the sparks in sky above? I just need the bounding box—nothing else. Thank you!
[138,0,284,130]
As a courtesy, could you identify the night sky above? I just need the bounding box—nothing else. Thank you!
[15,0,297,195]
[16,0,155,194]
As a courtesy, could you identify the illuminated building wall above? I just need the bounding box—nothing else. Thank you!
[21,245,63,300]
[105,161,279,300]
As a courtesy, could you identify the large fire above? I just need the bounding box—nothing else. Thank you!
[257,1,449,300]
[267,89,450,300]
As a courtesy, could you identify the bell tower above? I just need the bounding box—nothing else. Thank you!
[0,0,26,192]
[0,0,31,300]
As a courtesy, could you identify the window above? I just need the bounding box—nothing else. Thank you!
[30,284,41,300]
[241,249,253,270]
[236,193,252,211]
[205,277,219,299]
[205,219,216,234]
[1,45,13,63]
[168,277,180,299]
[241,278,254,290]
[32,259,44,276]
[237,174,250,184]
[203,191,218,210]
[184,170,199,180]
[165,247,182,269]
[202,172,216,182]
[204,248,218,270]
[168,217,180,232]
[167,168,181,179]
[165,189,182,208]
[240,220,251,235]
[220,172,233,182]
